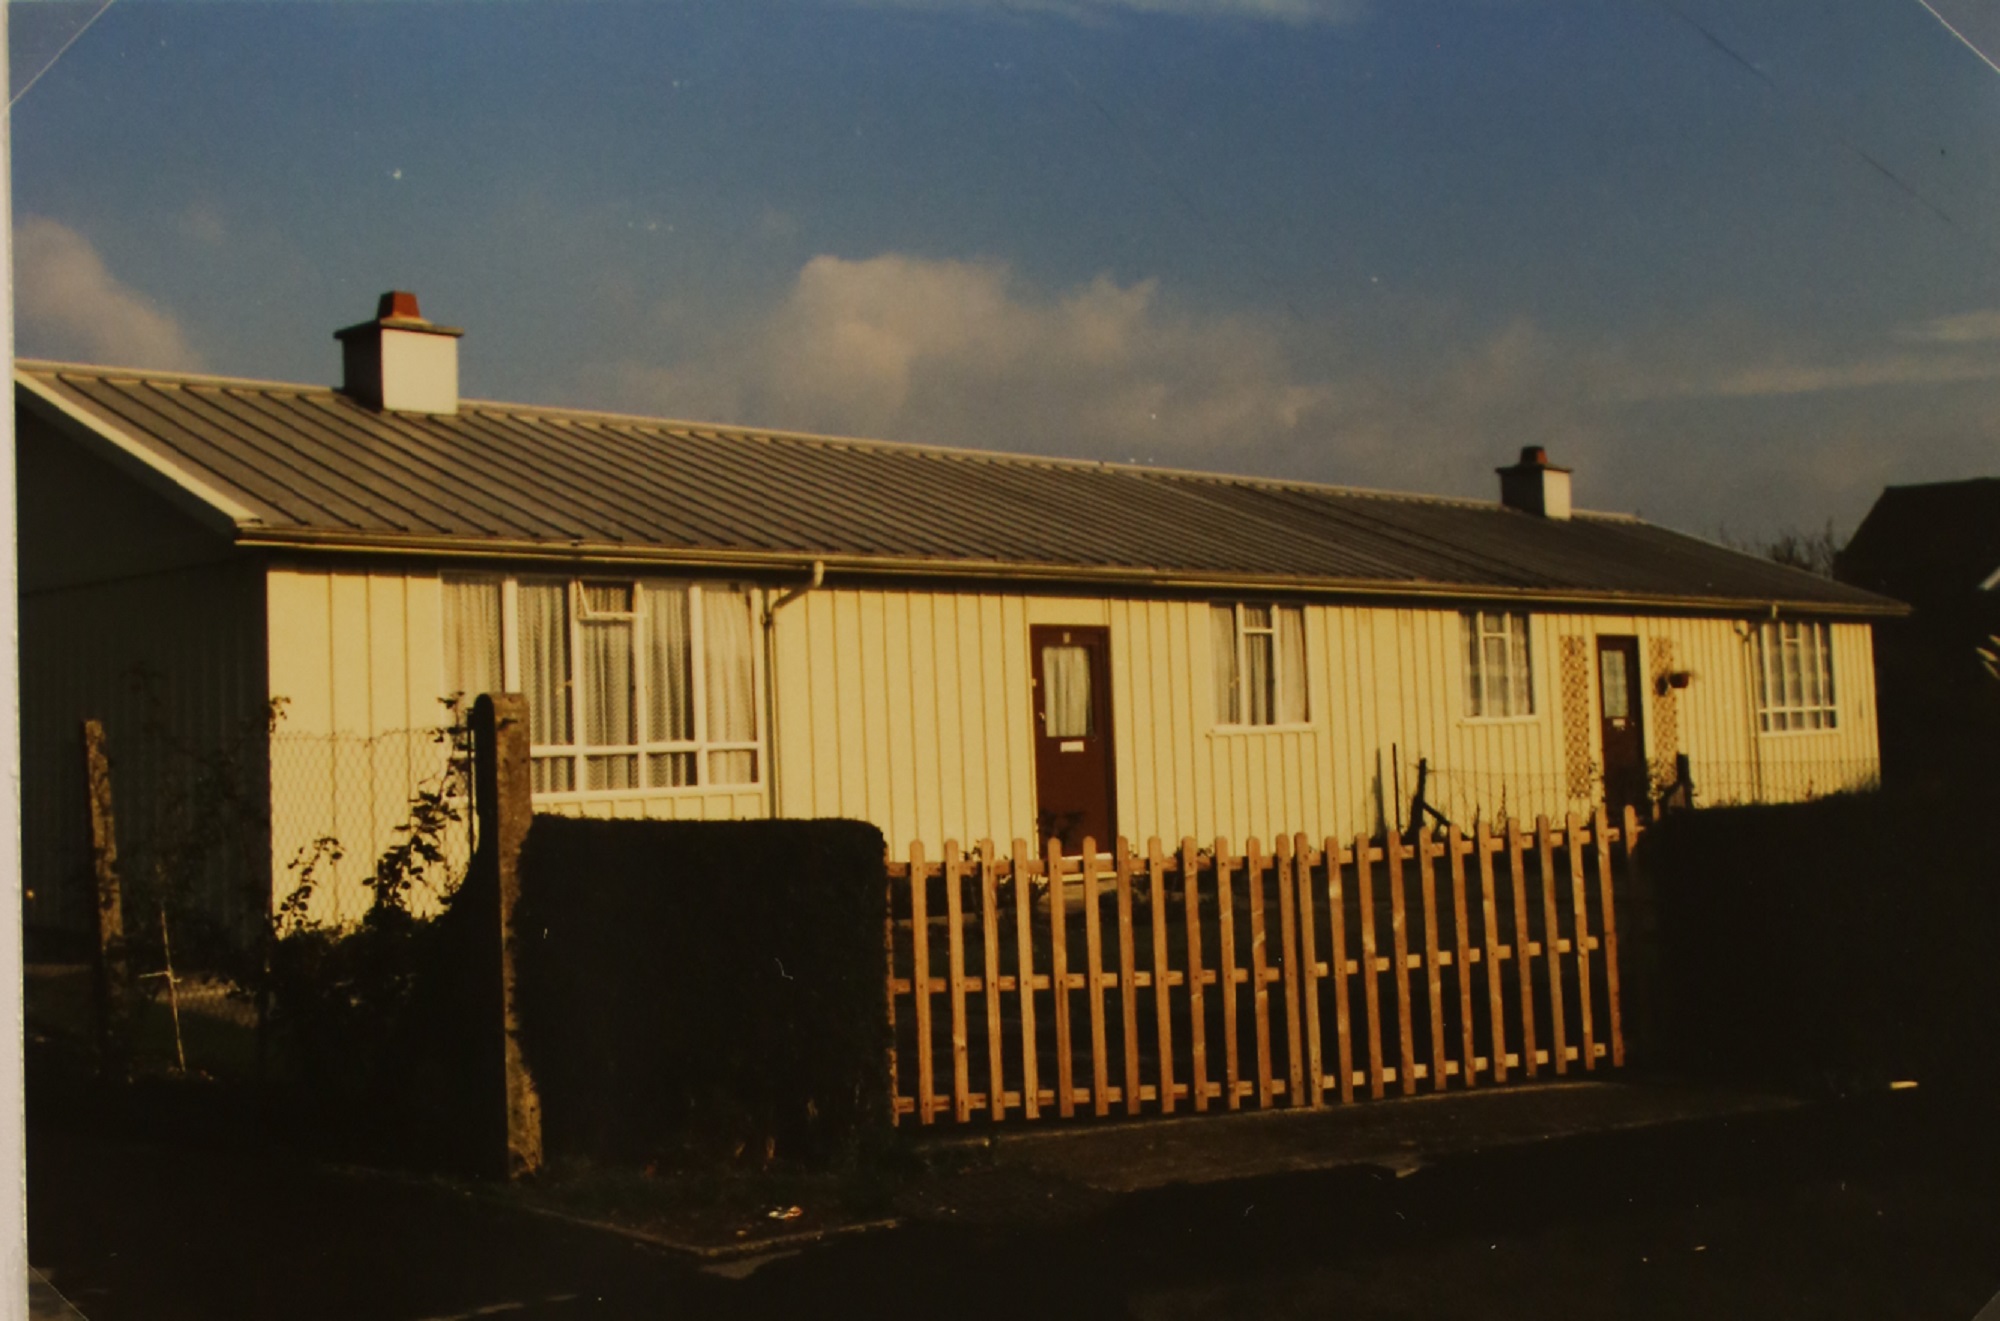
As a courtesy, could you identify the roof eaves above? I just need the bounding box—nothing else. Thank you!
[234,525,1911,616]
[16,369,261,533]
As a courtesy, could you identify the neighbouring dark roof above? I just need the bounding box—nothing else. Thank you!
[1837,478,2000,608]
[17,361,1902,616]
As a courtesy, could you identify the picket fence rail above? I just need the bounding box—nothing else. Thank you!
[885,806,1642,1126]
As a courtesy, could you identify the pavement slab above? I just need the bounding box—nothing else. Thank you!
[927,1078,1802,1193]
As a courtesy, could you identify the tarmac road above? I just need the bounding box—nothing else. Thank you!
[28,1086,2000,1320]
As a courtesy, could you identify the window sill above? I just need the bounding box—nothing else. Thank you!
[1460,713,1541,726]
[1755,724,1840,739]
[531,784,763,801]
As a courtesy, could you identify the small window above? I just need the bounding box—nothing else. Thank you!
[1756,619,1838,732]
[1463,611,1534,718]
[1212,603,1307,726]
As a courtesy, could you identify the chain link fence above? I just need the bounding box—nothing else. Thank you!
[1399,755,1878,836]
[25,718,475,1081]
[268,728,474,929]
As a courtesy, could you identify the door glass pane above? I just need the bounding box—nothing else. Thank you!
[1599,649,1630,720]
[1043,645,1092,737]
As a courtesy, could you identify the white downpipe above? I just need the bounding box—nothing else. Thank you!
[761,560,825,820]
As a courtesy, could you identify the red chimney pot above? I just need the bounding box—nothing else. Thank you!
[377,290,424,322]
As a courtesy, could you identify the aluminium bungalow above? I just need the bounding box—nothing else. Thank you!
[19,293,1903,933]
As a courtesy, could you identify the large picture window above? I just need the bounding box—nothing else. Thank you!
[443,574,761,794]
[1463,611,1534,718]
[1755,619,1837,732]
[1211,603,1307,727]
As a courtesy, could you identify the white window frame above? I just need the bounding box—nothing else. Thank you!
[1461,610,1537,722]
[1755,618,1838,734]
[1212,601,1310,731]
[441,573,765,797]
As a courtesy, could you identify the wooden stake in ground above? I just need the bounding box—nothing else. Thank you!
[141,901,187,1075]
[83,719,130,1075]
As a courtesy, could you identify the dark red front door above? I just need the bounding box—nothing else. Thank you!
[1596,636,1648,819]
[1031,625,1117,855]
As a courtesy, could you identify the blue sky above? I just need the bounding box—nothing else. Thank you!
[10,0,2000,539]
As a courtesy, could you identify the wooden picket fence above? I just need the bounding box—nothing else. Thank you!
[885,806,1643,1125]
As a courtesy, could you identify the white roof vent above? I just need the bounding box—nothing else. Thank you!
[335,290,463,415]
[1497,446,1572,521]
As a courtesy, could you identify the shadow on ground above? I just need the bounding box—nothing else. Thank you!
[28,1068,2000,1320]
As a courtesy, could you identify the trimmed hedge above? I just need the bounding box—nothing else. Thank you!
[513,817,890,1167]
[1640,785,2000,1091]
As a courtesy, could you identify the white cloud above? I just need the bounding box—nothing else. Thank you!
[834,0,1368,24]
[1699,353,2000,398]
[1893,307,2000,345]
[589,250,2000,539]
[15,217,204,371]
[1608,310,2000,401]
[609,252,1335,468]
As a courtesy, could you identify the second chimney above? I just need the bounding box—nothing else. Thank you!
[1497,446,1572,520]
[335,291,464,415]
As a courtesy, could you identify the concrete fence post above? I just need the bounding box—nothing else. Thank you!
[82,719,130,1076]
[470,693,542,1178]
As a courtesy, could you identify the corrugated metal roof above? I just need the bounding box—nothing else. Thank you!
[17,361,1902,615]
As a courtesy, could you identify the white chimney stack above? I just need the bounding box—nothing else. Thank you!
[1497,446,1572,520]
[335,290,463,415]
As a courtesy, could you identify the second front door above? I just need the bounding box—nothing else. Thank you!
[1031,625,1117,856]
[1596,635,1648,819]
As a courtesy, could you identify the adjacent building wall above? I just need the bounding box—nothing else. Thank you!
[18,413,268,941]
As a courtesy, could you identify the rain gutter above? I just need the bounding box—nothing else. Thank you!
[232,527,1912,620]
